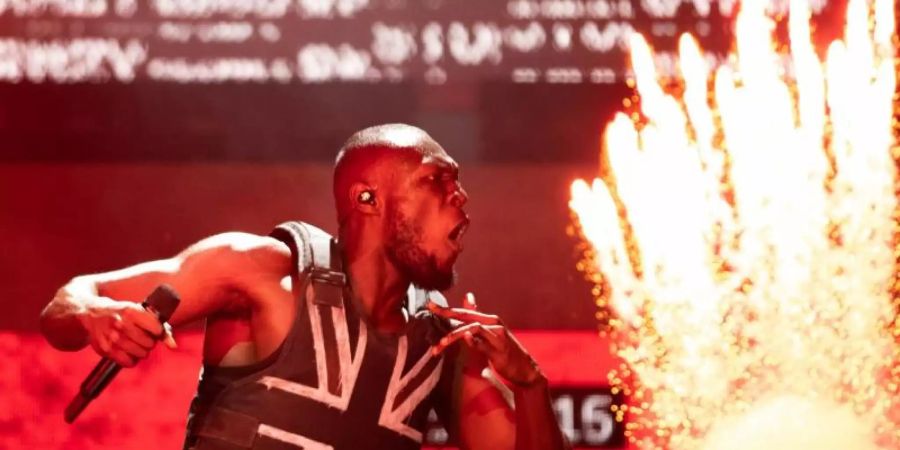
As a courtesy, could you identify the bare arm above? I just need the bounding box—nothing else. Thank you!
[40,232,291,366]
[40,258,181,353]
[430,294,570,450]
[510,373,567,450]
[433,345,516,450]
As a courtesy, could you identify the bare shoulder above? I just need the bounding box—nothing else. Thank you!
[183,232,288,256]
[184,231,284,252]
[179,232,292,275]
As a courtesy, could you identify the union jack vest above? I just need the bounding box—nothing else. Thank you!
[184,221,452,450]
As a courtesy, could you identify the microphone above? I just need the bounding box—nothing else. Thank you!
[64,284,181,424]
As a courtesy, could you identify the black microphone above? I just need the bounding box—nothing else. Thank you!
[64,284,181,424]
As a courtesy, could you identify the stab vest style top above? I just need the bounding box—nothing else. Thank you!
[184,221,452,450]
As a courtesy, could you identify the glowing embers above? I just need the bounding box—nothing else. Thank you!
[568,0,899,448]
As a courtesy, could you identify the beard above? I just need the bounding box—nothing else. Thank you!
[385,209,456,291]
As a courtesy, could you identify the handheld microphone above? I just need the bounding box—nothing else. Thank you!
[64,284,181,424]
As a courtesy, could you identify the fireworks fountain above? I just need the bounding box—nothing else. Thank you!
[568,0,899,448]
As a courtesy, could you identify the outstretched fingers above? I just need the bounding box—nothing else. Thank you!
[463,292,477,310]
[427,301,501,326]
[432,322,504,355]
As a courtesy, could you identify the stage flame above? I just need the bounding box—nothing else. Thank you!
[569,0,899,448]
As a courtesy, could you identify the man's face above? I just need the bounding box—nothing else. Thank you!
[384,151,469,291]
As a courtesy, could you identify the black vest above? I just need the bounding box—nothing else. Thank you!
[184,222,452,450]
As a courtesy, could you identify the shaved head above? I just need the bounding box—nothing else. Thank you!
[339,123,445,156]
[333,124,447,226]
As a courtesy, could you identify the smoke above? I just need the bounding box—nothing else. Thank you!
[702,395,879,450]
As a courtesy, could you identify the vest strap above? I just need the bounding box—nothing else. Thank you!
[270,221,347,309]
[196,407,258,449]
[310,268,346,286]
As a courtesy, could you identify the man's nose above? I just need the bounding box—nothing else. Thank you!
[448,185,468,208]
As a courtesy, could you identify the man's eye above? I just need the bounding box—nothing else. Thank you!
[424,171,453,185]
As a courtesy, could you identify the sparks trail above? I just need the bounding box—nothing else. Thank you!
[569,0,899,448]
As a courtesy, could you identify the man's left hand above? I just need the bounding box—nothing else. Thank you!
[428,293,544,387]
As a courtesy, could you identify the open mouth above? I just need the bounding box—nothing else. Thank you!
[448,219,469,249]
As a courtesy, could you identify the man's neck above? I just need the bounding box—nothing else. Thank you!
[341,237,410,334]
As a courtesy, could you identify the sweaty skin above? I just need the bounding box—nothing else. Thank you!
[40,124,569,450]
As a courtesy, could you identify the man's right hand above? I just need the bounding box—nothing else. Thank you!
[77,297,176,367]
[41,232,289,362]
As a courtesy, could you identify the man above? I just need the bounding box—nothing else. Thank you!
[40,124,569,450]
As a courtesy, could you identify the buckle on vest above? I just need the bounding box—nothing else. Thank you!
[310,269,346,286]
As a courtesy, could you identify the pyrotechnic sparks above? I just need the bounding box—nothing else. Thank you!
[569,0,899,448]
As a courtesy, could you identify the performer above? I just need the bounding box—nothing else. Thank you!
[40,124,569,450]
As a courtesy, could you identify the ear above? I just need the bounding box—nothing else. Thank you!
[349,182,380,216]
